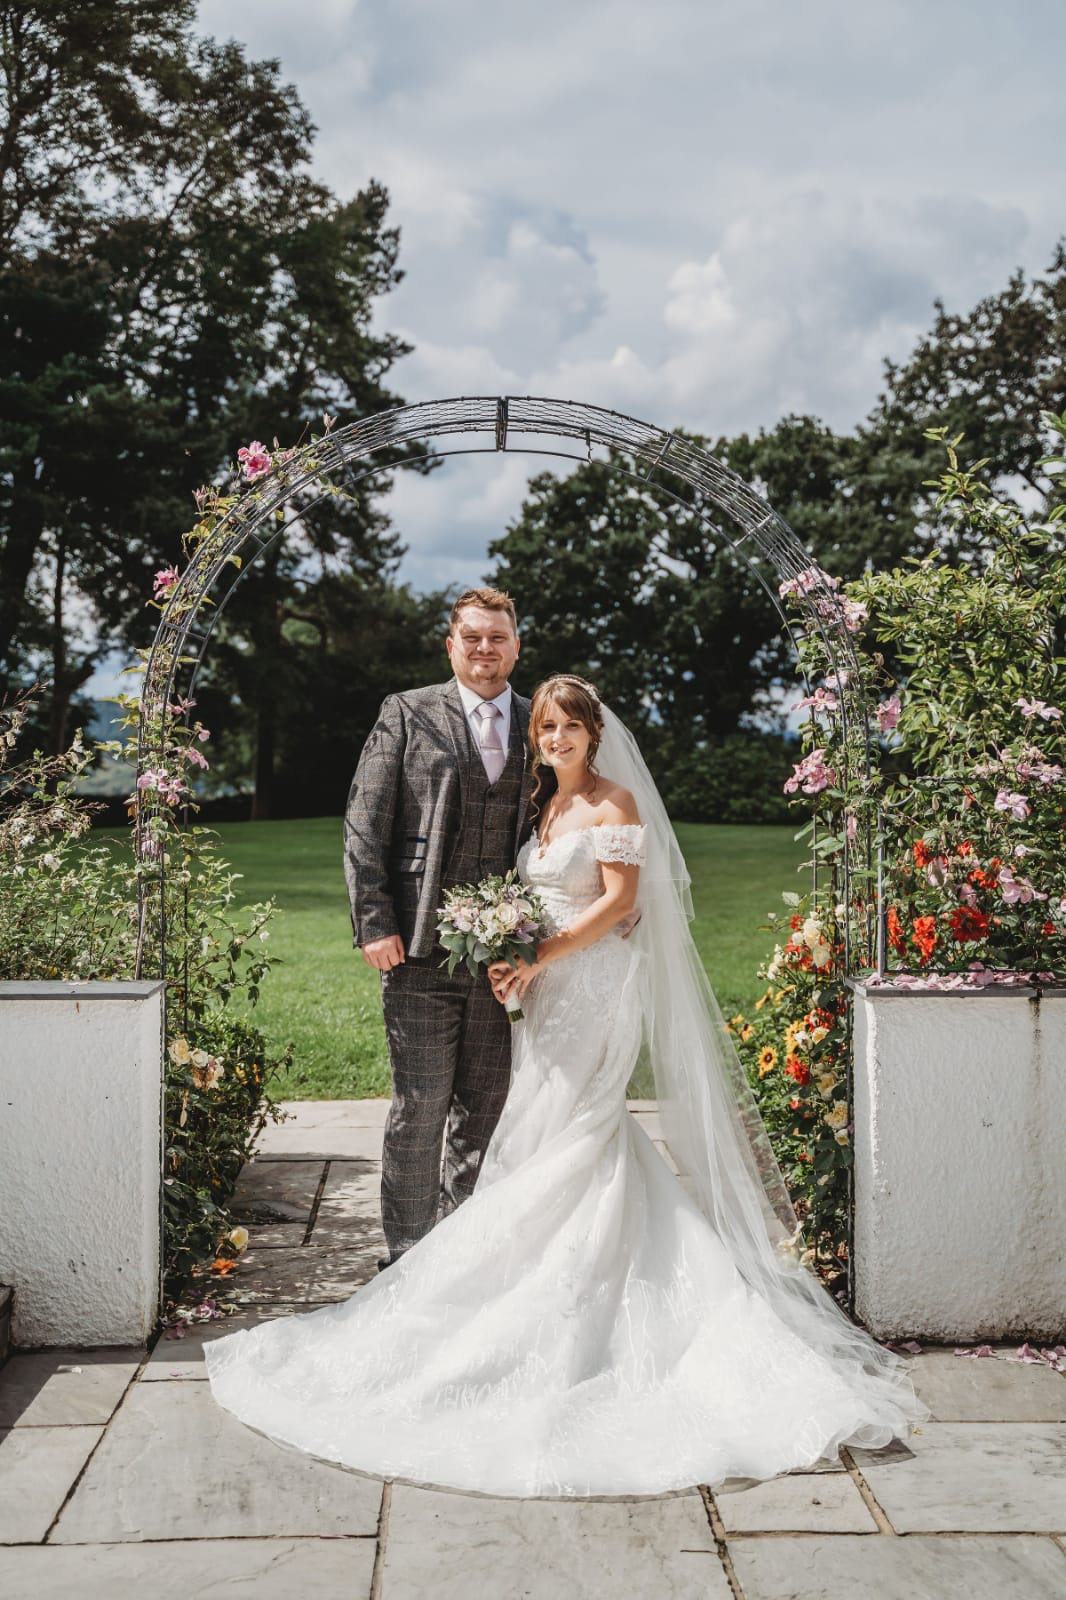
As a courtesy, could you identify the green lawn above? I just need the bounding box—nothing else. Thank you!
[212,818,807,1100]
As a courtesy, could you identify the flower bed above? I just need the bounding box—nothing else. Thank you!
[732,414,1066,1290]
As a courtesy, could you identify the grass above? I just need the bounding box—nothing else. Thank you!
[208,817,808,1101]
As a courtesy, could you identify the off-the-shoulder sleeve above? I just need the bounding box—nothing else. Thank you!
[592,823,647,866]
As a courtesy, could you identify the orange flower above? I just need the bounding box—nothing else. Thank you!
[886,906,907,956]
[912,915,938,963]
[913,840,932,867]
[210,1258,237,1276]
[785,1056,811,1086]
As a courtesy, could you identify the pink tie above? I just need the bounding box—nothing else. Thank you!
[475,701,506,784]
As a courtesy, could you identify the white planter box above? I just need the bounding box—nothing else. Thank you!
[0,981,165,1347]
[851,982,1066,1342]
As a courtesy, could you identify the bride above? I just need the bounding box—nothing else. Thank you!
[206,674,928,1496]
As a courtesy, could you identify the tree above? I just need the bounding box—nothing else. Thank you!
[0,1,420,782]
[200,576,450,819]
[489,442,791,761]
[868,243,1066,550]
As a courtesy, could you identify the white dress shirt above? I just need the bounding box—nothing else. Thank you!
[455,679,513,770]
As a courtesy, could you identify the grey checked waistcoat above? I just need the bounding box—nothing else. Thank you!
[345,680,539,960]
[442,710,526,891]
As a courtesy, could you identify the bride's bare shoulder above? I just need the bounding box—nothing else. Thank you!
[592,783,641,827]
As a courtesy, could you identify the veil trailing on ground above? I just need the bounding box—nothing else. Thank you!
[597,704,927,1420]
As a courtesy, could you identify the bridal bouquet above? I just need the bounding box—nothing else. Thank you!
[437,870,548,1022]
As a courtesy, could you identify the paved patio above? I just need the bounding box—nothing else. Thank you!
[1,1098,1065,1598]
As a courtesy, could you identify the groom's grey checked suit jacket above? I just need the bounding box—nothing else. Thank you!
[344,679,537,958]
[344,677,540,1261]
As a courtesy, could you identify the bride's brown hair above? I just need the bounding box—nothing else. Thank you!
[528,675,605,817]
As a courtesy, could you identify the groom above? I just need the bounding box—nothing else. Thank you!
[344,587,538,1268]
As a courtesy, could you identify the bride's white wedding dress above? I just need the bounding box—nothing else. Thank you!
[206,819,927,1497]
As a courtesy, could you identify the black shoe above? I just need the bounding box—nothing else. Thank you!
[377,1255,393,1274]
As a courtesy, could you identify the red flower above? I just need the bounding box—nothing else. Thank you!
[886,906,907,956]
[1043,921,1056,936]
[949,906,989,942]
[957,840,973,857]
[790,914,803,931]
[785,1056,811,1086]
[913,840,933,867]
[912,915,938,962]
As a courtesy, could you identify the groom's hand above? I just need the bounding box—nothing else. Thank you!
[362,934,406,971]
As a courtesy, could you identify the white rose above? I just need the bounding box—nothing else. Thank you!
[495,901,520,932]
[227,1226,249,1252]
[811,943,833,969]
[801,918,824,949]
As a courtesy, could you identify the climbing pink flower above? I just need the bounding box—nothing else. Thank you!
[994,789,1030,820]
[877,694,901,733]
[792,686,839,714]
[237,441,272,482]
[997,867,1047,905]
[779,565,839,599]
[184,747,210,770]
[840,598,869,632]
[1015,698,1062,721]
[784,749,836,797]
[153,566,179,600]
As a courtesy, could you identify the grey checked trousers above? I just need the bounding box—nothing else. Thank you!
[378,956,512,1261]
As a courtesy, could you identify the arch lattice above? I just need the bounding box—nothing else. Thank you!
[138,395,872,976]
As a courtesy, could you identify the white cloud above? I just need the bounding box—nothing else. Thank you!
[196,0,1065,583]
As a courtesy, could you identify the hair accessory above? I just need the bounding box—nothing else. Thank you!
[550,674,601,707]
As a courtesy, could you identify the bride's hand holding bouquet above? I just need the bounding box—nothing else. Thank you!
[436,871,548,1022]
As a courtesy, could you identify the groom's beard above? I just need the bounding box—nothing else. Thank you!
[466,662,512,691]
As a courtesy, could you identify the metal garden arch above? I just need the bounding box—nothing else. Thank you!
[137,395,873,977]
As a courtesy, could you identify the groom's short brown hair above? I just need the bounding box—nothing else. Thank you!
[449,587,518,633]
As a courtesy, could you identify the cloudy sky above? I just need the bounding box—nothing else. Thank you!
[199,0,1065,591]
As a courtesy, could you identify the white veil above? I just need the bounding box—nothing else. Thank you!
[597,703,927,1432]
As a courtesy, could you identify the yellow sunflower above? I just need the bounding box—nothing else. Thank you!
[757,1046,778,1077]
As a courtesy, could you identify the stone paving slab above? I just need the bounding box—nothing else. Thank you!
[0,1424,104,1543]
[255,1125,386,1160]
[238,1220,309,1248]
[0,1537,377,1598]
[0,1348,141,1427]
[380,1484,726,1599]
[851,1423,1066,1532]
[142,1308,304,1380]
[909,1349,1066,1421]
[228,1159,324,1220]
[728,1533,1066,1600]
[319,1159,380,1212]
[272,1098,390,1127]
[222,1244,380,1303]
[715,1468,877,1533]
[51,1382,382,1543]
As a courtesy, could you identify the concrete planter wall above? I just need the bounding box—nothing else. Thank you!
[851,981,1066,1342]
[0,981,165,1347]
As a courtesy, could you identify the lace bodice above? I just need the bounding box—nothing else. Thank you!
[517,824,646,931]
